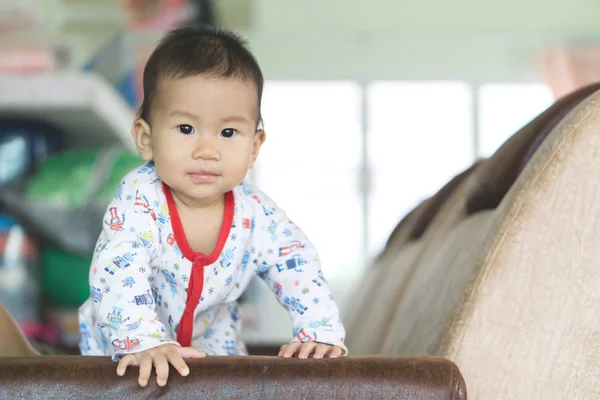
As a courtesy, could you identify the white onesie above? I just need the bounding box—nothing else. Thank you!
[78,162,347,359]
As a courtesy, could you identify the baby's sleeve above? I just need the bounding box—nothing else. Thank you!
[252,196,348,355]
[90,174,178,360]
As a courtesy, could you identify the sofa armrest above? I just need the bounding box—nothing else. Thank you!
[0,355,466,399]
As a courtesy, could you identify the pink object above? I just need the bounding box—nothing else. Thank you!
[19,320,59,345]
[0,47,54,72]
[0,4,43,33]
[539,46,600,99]
[127,0,191,29]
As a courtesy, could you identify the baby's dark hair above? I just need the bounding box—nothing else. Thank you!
[138,25,264,128]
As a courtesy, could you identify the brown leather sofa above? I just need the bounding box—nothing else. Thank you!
[0,301,466,399]
[3,82,600,399]
[1,302,465,399]
[0,355,465,399]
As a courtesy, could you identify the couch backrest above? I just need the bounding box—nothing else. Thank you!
[466,82,600,214]
[344,240,426,354]
[384,161,481,252]
[441,86,600,398]
[379,83,599,359]
[0,355,468,400]
[345,162,482,354]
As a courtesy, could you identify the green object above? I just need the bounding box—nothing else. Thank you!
[27,148,143,208]
[98,150,145,204]
[41,247,92,308]
[26,147,143,308]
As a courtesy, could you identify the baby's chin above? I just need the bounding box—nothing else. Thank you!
[169,180,236,205]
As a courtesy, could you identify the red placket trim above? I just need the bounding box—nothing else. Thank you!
[162,183,234,347]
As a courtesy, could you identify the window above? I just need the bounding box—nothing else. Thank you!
[242,79,554,343]
[253,81,364,281]
[366,81,475,255]
[244,81,363,342]
[477,83,554,157]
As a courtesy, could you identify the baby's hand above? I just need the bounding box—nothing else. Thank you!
[278,341,343,359]
[116,343,206,387]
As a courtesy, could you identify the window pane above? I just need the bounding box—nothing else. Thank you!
[367,81,474,256]
[478,83,554,158]
[244,81,363,343]
[255,81,363,280]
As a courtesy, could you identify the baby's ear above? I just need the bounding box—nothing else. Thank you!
[249,129,266,168]
[132,118,153,161]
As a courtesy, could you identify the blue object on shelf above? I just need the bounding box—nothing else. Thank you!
[117,69,139,108]
[0,221,41,332]
[83,33,138,107]
[0,215,15,232]
[0,118,61,185]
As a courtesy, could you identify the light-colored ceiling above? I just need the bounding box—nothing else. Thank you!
[3,0,600,81]
[253,0,600,35]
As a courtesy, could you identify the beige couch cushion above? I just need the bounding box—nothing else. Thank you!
[342,199,428,351]
[382,199,430,253]
[408,161,482,241]
[467,81,600,214]
[380,209,494,355]
[341,245,401,349]
[384,161,482,251]
[345,163,481,354]
[442,88,600,398]
[345,241,424,354]
[380,84,600,364]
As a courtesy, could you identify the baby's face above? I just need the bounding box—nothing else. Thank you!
[143,75,263,207]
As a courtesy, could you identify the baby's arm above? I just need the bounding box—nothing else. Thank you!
[91,175,204,386]
[252,201,347,358]
[91,186,175,358]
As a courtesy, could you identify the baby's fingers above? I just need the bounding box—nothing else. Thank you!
[177,346,207,359]
[298,342,317,359]
[116,354,138,376]
[327,346,343,358]
[278,344,287,357]
[153,352,170,387]
[280,342,302,358]
[166,350,191,377]
[138,354,153,387]
[313,343,331,359]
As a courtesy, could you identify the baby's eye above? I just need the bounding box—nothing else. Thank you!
[178,125,194,135]
[221,128,238,138]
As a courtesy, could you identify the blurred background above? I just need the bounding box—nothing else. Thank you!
[1,0,599,351]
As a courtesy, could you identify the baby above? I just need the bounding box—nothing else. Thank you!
[78,26,347,387]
